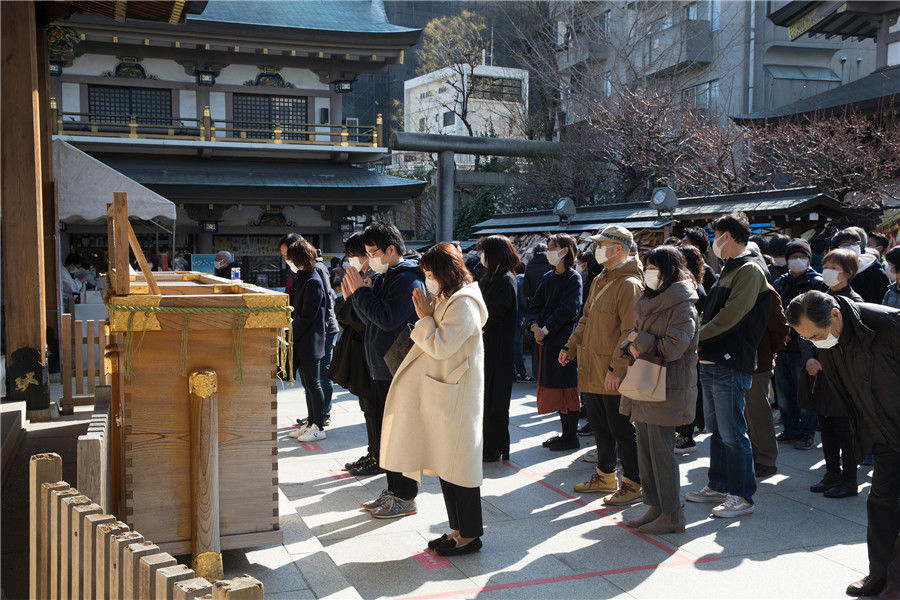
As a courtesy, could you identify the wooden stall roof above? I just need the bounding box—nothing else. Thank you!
[38,1,208,26]
[472,187,848,237]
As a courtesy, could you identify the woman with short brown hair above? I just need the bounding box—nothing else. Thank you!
[381,243,489,555]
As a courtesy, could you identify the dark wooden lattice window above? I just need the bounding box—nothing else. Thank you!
[233,93,308,140]
[88,85,172,125]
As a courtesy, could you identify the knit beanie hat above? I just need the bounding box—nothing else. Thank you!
[784,238,812,260]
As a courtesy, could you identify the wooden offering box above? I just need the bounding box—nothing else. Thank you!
[105,271,289,554]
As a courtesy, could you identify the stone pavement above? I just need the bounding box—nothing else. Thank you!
[261,380,871,600]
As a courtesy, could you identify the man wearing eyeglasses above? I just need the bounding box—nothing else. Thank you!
[787,290,900,600]
[343,221,426,520]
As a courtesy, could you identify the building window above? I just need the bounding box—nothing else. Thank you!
[233,93,308,140]
[682,79,719,110]
[598,10,611,36]
[663,9,673,29]
[709,0,720,31]
[443,111,455,127]
[602,71,612,98]
[88,85,172,125]
[419,117,426,132]
[684,2,698,20]
[470,76,523,102]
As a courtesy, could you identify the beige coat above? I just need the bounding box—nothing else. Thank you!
[381,283,488,488]
[619,280,700,427]
[565,258,644,393]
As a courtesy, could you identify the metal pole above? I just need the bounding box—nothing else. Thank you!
[438,150,455,243]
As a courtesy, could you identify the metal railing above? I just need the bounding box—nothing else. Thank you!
[50,100,383,148]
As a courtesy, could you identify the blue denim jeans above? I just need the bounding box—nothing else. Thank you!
[773,350,817,436]
[700,363,757,502]
[320,331,338,419]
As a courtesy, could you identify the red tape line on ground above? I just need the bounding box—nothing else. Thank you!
[500,459,691,560]
[401,556,720,600]
[412,550,452,570]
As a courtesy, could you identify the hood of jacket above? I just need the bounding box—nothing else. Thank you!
[598,256,643,284]
[528,253,549,267]
[637,279,699,317]
[444,282,489,328]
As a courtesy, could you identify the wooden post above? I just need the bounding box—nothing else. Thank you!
[71,502,102,598]
[212,576,264,599]
[39,482,69,600]
[110,531,144,600]
[374,113,383,148]
[104,330,124,517]
[38,28,60,374]
[59,495,91,599]
[95,521,129,600]
[61,313,72,406]
[156,565,195,600]
[49,486,77,600]
[122,541,159,600]
[30,453,62,599]
[1,0,51,422]
[139,552,177,599]
[83,513,116,600]
[189,370,223,582]
[174,577,213,600]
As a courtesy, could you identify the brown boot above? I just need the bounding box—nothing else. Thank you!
[637,507,686,534]
[624,505,661,529]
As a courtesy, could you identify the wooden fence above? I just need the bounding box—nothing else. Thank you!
[77,388,111,513]
[29,453,264,599]
[61,314,108,415]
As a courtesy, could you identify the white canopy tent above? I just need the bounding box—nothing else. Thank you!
[53,139,176,230]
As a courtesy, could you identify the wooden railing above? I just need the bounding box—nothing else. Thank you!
[60,314,108,415]
[30,452,264,600]
[51,100,383,148]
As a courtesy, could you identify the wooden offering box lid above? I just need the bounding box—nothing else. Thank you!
[106,271,290,333]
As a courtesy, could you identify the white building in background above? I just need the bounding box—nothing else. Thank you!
[394,64,529,172]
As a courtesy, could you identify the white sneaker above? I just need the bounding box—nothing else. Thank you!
[685,486,728,504]
[711,494,754,518]
[298,424,326,442]
[583,448,598,463]
[289,424,309,439]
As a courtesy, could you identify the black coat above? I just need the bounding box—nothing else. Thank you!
[523,253,553,304]
[291,269,327,362]
[524,269,582,389]
[851,259,891,305]
[798,286,862,417]
[480,271,517,413]
[818,296,900,455]
[774,268,829,352]
[328,298,372,400]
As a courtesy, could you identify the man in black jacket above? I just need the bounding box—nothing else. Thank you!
[344,222,426,519]
[787,291,900,600]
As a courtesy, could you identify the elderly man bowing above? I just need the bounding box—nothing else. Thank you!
[786,290,900,600]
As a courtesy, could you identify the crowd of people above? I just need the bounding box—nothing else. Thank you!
[276,215,900,593]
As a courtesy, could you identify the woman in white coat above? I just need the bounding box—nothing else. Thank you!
[381,242,489,556]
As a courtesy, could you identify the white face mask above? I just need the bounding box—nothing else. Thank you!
[811,330,839,349]
[788,258,809,274]
[547,248,565,267]
[773,257,787,267]
[576,264,586,275]
[889,267,897,283]
[369,252,390,274]
[712,235,727,259]
[595,246,610,265]
[480,252,488,268]
[644,269,661,290]
[846,244,862,256]
[286,260,299,273]
[342,261,350,270]
[348,256,366,272]
[425,277,441,297]
[822,268,842,288]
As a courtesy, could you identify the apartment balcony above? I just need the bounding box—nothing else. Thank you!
[644,19,713,78]
[50,102,386,162]
[556,38,609,72]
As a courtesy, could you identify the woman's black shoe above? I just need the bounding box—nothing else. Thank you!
[483,453,501,463]
[548,437,579,452]
[810,472,842,493]
[427,534,454,550]
[824,482,858,498]
[436,537,482,557]
[542,435,562,448]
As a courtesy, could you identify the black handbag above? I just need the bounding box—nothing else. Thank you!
[384,323,415,376]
